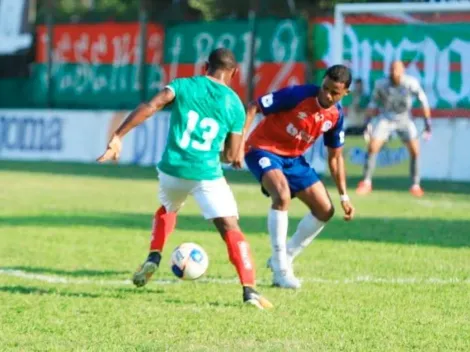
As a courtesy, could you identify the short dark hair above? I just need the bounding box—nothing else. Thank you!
[207,48,237,71]
[324,65,352,88]
[354,78,363,84]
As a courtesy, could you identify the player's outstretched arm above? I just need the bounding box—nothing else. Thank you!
[97,88,175,163]
[232,101,259,169]
[221,133,243,164]
[243,101,260,134]
[327,147,355,221]
[413,81,432,139]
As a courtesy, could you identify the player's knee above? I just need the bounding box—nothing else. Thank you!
[408,146,419,158]
[271,190,290,210]
[368,145,379,154]
[315,204,335,222]
[213,216,240,235]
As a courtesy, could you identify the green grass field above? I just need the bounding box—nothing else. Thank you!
[1,159,470,351]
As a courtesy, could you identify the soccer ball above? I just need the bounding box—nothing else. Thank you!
[170,242,209,280]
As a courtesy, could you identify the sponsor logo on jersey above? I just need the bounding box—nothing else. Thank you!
[286,123,315,143]
[314,113,324,122]
[297,111,308,119]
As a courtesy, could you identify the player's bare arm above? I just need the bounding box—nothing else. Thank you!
[221,132,243,164]
[97,88,175,163]
[232,101,259,168]
[420,96,432,137]
[327,146,355,221]
[244,101,260,133]
[365,88,379,124]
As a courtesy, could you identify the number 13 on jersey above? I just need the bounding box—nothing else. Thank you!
[180,110,220,151]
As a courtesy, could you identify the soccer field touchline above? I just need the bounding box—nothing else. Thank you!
[1,269,469,286]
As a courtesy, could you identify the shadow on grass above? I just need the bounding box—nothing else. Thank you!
[1,213,469,248]
[2,160,470,194]
[0,285,102,298]
[0,284,166,298]
[163,297,239,308]
[0,267,128,277]
[0,160,256,185]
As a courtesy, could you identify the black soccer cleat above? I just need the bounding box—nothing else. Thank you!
[243,286,273,310]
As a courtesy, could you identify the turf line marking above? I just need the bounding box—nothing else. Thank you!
[0,269,469,286]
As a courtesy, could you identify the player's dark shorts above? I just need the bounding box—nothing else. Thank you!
[244,148,320,197]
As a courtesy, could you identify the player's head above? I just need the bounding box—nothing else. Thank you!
[318,64,351,108]
[205,48,238,85]
[390,60,405,85]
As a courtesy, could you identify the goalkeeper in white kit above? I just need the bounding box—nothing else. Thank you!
[356,61,432,197]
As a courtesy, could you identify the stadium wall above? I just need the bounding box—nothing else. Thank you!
[1,109,469,182]
[310,16,470,117]
[0,18,307,109]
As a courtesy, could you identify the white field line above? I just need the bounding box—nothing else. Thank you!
[0,269,469,286]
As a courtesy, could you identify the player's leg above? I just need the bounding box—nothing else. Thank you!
[192,178,272,309]
[261,169,296,282]
[132,171,189,287]
[244,149,299,288]
[287,175,333,266]
[357,119,390,194]
[398,120,424,197]
[270,156,332,274]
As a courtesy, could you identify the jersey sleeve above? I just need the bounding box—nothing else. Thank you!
[228,94,246,134]
[257,85,318,115]
[324,105,345,149]
[165,78,183,96]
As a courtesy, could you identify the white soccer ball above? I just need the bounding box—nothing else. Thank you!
[170,242,209,280]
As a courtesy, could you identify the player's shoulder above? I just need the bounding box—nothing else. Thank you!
[219,83,243,107]
[286,84,320,98]
[166,76,194,91]
[268,84,319,107]
[402,74,421,88]
[170,75,209,86]
[335,101,344,114]
[332,101,345,119]
[374,77,389,89]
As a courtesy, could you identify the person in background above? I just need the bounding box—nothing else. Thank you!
[356,61,432,197]
[345,78,369,136]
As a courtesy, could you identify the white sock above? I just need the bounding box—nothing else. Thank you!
[267,209,289,273]
[287,213,325,262]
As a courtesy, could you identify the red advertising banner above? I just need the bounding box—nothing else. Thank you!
[36,23,164,65]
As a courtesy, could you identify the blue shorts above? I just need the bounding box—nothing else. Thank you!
[244,148,320,197]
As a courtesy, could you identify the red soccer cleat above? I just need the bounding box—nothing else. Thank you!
[356,180,372,195]
[410,184,424,197]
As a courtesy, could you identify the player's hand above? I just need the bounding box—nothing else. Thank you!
[232,148,245,169]
[422,131,432,142]
[97,134,122,163]
[341,200,355,221]
[423,119,432,141]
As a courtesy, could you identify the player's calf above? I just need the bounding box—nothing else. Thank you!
[133,206,177,288]
[213,217,273,307]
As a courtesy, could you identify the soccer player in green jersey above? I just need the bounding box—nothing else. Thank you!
[97,48,272,309]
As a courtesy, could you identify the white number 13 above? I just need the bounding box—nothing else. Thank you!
[180,110,220,151]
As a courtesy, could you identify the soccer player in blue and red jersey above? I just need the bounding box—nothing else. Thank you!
[238,65,355,289]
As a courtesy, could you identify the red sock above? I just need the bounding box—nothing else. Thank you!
[224,230,256,287]
[149,206,177,253]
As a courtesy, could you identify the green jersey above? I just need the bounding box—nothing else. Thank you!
[157,76,245,180]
